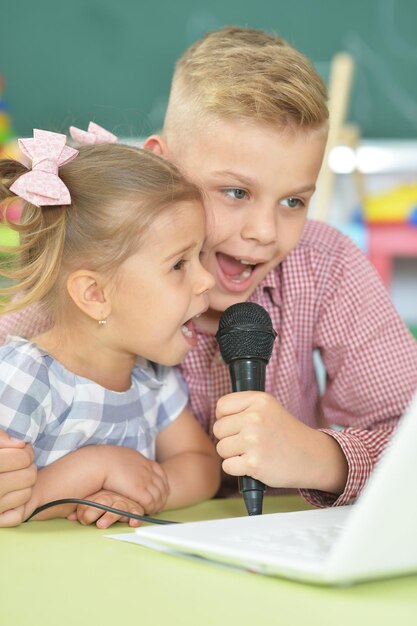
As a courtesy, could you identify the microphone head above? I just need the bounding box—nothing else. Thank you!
[216,302,277,364]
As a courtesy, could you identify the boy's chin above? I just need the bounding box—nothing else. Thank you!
[208,288,255,313]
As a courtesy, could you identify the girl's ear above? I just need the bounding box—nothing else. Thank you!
[143,134,169,157]
[67,271,112,321]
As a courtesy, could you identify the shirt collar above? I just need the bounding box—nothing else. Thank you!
[249,265,282,307]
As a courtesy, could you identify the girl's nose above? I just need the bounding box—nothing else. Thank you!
[195,260,215,295]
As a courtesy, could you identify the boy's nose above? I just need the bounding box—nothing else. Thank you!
[241,204,278,245]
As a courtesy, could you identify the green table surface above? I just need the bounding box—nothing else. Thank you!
[1,495,417,626]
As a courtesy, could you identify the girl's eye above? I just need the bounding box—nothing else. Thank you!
[224,188,248,201]
[172,259,186,271]
[281,197,304,209]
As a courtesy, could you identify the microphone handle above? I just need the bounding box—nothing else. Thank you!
[228,358,267,515]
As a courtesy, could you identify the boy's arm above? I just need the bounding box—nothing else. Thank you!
[0,431,37,526]
[308,232,417,506]
[155,407,221,510]
[0,302,52,344]
[301,420,399,507]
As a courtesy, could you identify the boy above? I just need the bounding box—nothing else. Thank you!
[143,27,417,506]
[1,27,417,516]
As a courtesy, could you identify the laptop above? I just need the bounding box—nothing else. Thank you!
[109,392,417,586]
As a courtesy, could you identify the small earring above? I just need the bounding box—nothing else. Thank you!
[98,319,107,326]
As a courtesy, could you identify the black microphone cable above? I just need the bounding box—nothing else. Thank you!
[25,498,179,525]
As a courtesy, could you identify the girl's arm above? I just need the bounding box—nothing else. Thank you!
[156,407,221,510]
[1,408,220,526]
[71,410,221,526]
[24,445,170,523]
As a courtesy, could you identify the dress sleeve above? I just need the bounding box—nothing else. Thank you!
[154,365,189,432]
[0,302,52,344]
[0,344,50,443]
[301,234,417,507]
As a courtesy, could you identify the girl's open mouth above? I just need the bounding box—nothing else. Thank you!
[181,319,198,347]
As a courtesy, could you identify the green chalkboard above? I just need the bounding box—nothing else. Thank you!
[1,0,417,139]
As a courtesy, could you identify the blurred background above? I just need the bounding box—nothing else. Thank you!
[0,0,416,333]
[1,0,417,138]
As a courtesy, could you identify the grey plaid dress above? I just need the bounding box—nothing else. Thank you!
[0,336,188,467]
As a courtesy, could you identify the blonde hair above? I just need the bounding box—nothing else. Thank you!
[0,144,201,321]
[164,26,328,139]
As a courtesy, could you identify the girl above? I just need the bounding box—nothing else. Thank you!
[0,129,219,528]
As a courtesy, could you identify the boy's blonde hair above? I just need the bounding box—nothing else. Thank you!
[164,26,328,139]
[0,144,201,321]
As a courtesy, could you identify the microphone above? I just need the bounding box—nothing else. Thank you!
[216,302,277,516]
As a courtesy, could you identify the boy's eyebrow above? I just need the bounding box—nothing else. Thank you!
[290,183,317,194]
[211,169,316,194]
[211,170,256,186]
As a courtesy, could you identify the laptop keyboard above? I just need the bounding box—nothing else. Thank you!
[226,524,345,562]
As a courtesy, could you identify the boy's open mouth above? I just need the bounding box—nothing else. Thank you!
[216,252,258,284]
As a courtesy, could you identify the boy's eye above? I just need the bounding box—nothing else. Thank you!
[281,197,304,209]
[224,188,248,200]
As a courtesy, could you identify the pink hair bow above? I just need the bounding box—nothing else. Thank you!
[69,121,117,145]
[10,129,79,207]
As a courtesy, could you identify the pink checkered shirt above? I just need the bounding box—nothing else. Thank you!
[178,221,417,506]
[1,221,416,507]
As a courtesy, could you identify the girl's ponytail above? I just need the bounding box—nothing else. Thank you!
[0,129,78,314]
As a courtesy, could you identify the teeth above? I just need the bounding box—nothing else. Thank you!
[181,324,193,338]
[231,269,252,283]
[195,313,201,318]
[239,260,257,265]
